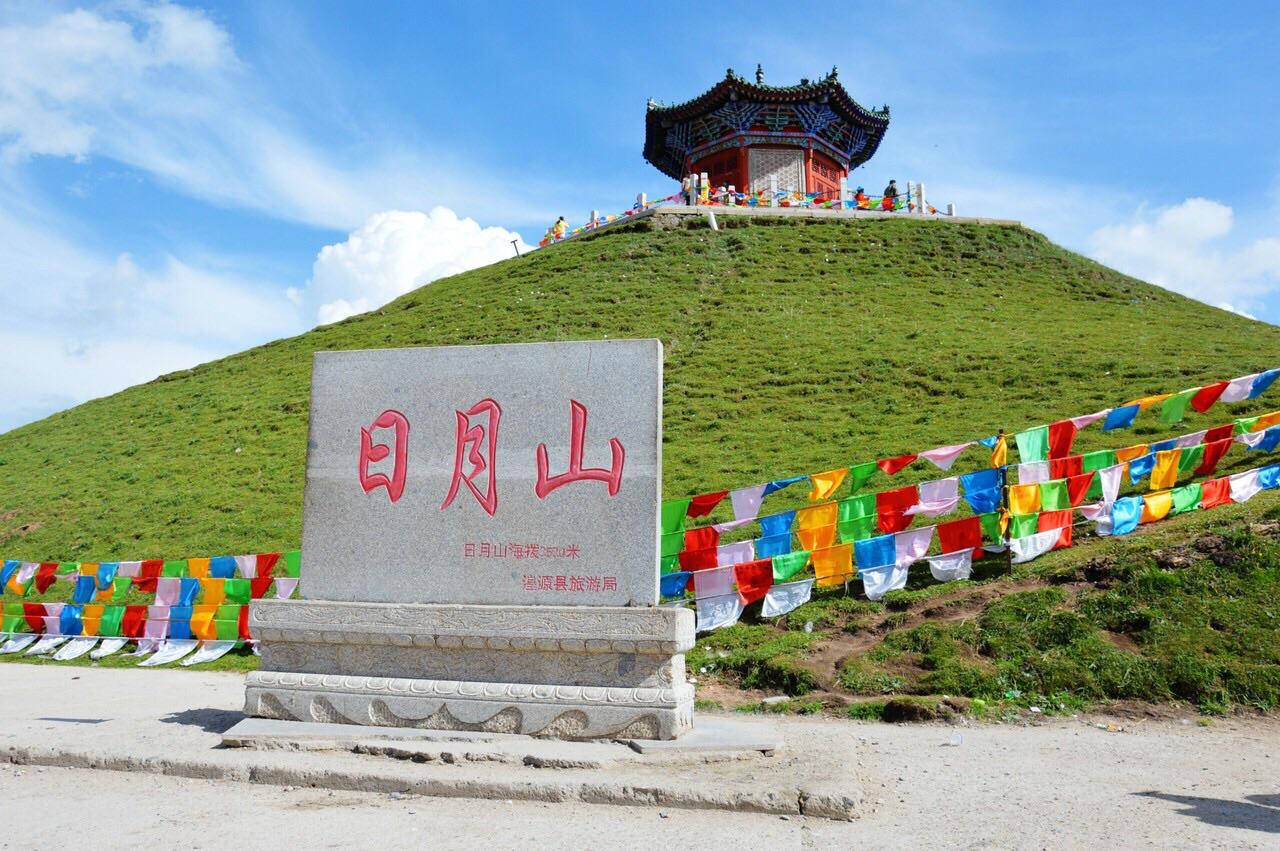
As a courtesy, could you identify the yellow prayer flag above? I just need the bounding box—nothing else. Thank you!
[200,579,226,606]
[1115,444,1150,463]
[808,468,848,501]
[1008,483,1041,515]
[797,525,837,552]
[1150,449,1180,491]
[187,558,211,579]
[1127,394,1172,411]
[796,502,838,530]
[1252,411,1280,431]
[812,544,853,587]
[1141,491,1173,523]
[79,562,98,576]
[191,609,217,641]
[990,434,1007,468]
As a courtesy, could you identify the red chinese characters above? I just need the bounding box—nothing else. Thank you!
[535,400,625,499]
[358,410,409,503]
[441,398,502,516]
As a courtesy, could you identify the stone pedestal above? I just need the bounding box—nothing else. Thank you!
[246,599,694,740]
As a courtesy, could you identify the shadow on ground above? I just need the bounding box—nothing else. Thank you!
[1135,791,1280,834]
[160,708,244,734]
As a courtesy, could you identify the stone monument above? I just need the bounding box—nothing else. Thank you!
[245,339,695,739]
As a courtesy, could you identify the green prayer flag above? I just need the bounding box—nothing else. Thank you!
[1015,426,1049,463]
[838,493,876,522]
[1039,480,1069,511]
[1177,444,1205,476]
[1010,513,1039,538]
[978,512,1002,544]
[1235,416,1259,435]
[660,499,691,535]
[838,516,877,544]
[660,531,684,558]
[1171,483,1202,515]
[99,606,124,637]
[772,550,811,582]
[847,462,878,492]
[3,602,22,617]
[214,618,239,641]
[281,550,302,577]
[1,614,22,635]
[224,578,251,604]
[162,559,187,578]
[216,604,240,621]
[660,555,680,575]
[1081,449,1117,472]
[111,577,131,601]
[1161,389,1197,425]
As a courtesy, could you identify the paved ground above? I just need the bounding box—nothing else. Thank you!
[1,664,1278,848]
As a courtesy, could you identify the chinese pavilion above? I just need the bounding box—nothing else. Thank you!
[643,65,890,197]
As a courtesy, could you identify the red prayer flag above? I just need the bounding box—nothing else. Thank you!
[876,454,918,476]
[734,559,774,605]
[134,559,163,594]
[23,602,45,633]
[1195,439,1233,476]
[1050,455,1083,480]
[250,577,274,599]
[937,516,983,559]
[678,547,719,570]
[1038,509,1073,531]
[1047,420,1078,459]
[1199,477,1231,509]
[687,491,729,517]
[34,562,58,594]
[1191,381,1229,413]
[1204,424,1234,444]
[876,485,919,534]
[256,552,281,578]
[238,605,252,641]
[1067,472,1096,507]
[683,526,719,553]
[122,605,147,638]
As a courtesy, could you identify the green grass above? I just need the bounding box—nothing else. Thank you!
[4,216,1280,559]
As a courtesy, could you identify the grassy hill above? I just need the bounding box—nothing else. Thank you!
[5,214,1280,715]
[4,215,1280,559]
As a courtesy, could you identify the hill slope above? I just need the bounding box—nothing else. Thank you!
[3,216,1280,559]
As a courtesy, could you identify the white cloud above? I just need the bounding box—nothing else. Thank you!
[300,208,530,324]
[1087,197,1280,314]
[0,3,558,229]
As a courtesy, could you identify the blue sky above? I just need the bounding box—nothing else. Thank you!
[2,1,1280,431]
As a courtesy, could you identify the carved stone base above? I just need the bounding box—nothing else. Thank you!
[247,600,695,740]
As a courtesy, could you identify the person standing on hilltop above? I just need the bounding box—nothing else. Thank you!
[552,216,568,239]
[882,179,899,210]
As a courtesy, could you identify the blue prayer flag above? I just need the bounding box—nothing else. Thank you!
[96,562,119,590]
[762,476,806,497]
[59,605,84,636]
[1128,453,1156,483]
[754,533,793,558]
[1111,496,1144,536]
[177,578,200,607]
[960,468,1001,492]
[964,486,1003,515]
[168,618,193,640]
[1249,427,1280,453]
[760,511,795,537]
[1149,439,1177,453]
[660,571,692,598]
[978,435,999,449]
[1,560,18,589]
[854,535,896,570]
[72,575,97,604]
[1248,369,1280,400]
[1103,405,1140,432]
[209,556,237,579]
[1259,465,1280,490]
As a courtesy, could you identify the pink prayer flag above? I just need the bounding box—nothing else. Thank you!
[918,443,974,471]
[894,527,935,568]
[116,561,142,578]
[154,577,180,607]
[730,485,767,521]
[274,577,301,599]
[1069,410,1110,431]
[716,540,756,567]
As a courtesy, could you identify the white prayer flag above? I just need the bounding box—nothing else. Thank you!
[894,526,934,568]
[1017,461,1051,485]
[26,635,70,655]
[927,551,973,582]
[0,634,38,654]
[1010,529,1063,564]
[90,637,129,659]
[1175,430,1207,449]
[918,443,974,471]
[762,579,815,617]
[234,555,258,579]
[693,565,736,599]
[139,639,200,667]
[181,640,238,666]
[730,485,767,521]
[52,636,99,661]
[274,577,301,600]
[716,540,755,567]
[1220,373,1260,403]
[906,478,960,517]
[860,564,909,600]
[695,592,743,632]
[1230,470,1262,504]
[1235,430,1269,449]
[1098,463,1126,506]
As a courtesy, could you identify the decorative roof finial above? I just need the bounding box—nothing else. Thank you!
[830,66,839,80]
[755,64,764,85]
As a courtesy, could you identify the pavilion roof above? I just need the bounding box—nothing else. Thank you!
[643,68,890,180]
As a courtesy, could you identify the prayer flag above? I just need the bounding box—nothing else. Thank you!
[1190,381,1229,413]
[796,526,836,552]
[1171,483,1203,515]
[854,535,895,569]
[1010,513,1039,539]
[1067,472,1096,507]
[1017,461,1050,484]
[1103,405,1140,432]
[1220,372,1260,403]
[760,511,795,537]
[661,500,691,534]
[734,559,774,605]
[1161,390,1197,425]
[1128,453,1156,483]
[1039,480,1069,511]
[1150,449,1181,490]
[1199,477,1231,509]
[859,563,909,600]
[1230,470,1262,503]
[1010,529,1063,564]
[894,527,934,568]
[1177,444,1205,476]
[695,593,743,631]
[919,442,974,471]
[772,550,811,582]
[937,516,983,559]
[1248,369,1280,399]
[907,477,961,517]
[688,491,728,517]
[812,544,853,587]
[762,579,814,617]
[808,470,847,501]
[755,533,792,559]
[1050,455,1083,480]
[876,485,919,534]
[927,551,973,582]
[1009,483,1041,515]
[1141,491,1173,523]
[989,433,1008,468]
[847,462,879,492]
[837,515,877,543]
[1047,420,1078,459]
[877,454,918,476]
[729,486,765,522]
[763,475,807,497]
[1015,426,1049,463]
[1111,497,1144,536]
